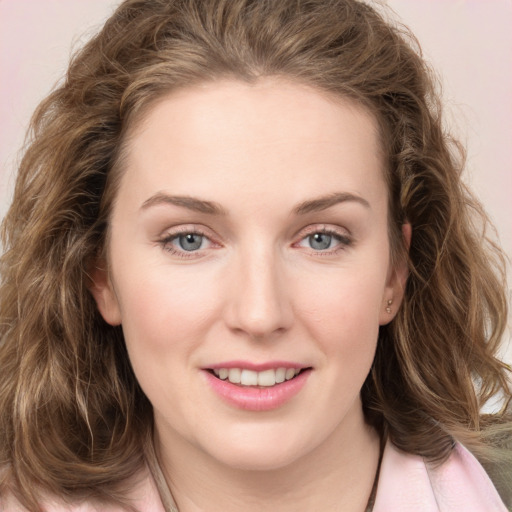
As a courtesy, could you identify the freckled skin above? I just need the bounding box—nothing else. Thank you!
[91,79,407,511]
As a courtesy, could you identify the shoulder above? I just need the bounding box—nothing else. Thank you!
[373,440,507,511]
[0,467,165,512]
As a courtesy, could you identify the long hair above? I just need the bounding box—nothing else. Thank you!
[1,0,510,509]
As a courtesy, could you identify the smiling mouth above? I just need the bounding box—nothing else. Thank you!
[208,367,309,387]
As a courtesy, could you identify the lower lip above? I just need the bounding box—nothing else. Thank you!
[203,369,311,411]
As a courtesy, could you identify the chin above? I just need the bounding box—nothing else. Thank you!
[213,446,302,472]
[198,425,318,472]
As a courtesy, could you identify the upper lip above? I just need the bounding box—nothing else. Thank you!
[205,360,309,371]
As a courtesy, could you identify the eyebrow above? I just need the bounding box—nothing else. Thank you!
[140,193,227,215]
[140,191,370,216]
[293,192,370,215]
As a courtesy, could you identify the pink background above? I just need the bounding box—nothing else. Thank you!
[0,0,511,364]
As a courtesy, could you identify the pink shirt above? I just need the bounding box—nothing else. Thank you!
[1,441,507,511]
[373,441,507,511]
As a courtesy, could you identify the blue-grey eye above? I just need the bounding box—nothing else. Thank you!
[178,233,204,251]
[308,233,333,250]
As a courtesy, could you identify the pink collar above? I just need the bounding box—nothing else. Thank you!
[373,440,507,511]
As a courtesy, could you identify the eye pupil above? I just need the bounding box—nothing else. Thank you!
[309,233,332,250]
[178,233,203,251]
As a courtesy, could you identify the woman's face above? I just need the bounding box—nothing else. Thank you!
[92,79,406,471]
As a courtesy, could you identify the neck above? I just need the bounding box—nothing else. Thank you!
[155,403,381,512]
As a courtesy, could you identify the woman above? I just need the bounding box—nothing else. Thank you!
[0,0,510,510]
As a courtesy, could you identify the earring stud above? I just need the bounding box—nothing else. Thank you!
[386,299,393,314]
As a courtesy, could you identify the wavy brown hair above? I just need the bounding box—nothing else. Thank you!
[1,0,511,509]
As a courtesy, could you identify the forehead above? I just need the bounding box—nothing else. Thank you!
[117,78,386,212]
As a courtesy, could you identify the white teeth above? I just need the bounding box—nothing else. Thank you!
[257,369,276,387]
[275,367,286,383]
[240,369,258,386]
[228,368,241,384]
[212,367,303,387]
[285,368,296,380]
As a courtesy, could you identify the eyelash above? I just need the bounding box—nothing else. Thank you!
[157,225,353,259]
[158,227,216,259]
[294,226,353,256]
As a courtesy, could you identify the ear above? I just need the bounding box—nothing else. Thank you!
[88,259,122,326]
[379,223,411,325]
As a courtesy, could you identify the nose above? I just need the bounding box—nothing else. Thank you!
[224,246,293,340]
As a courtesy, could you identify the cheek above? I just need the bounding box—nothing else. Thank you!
[286,262,386,435]
[291,261,387,355]
[112,262,226,364]
[113,270,212,412]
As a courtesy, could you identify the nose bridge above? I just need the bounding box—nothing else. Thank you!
[226,240,292,338]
